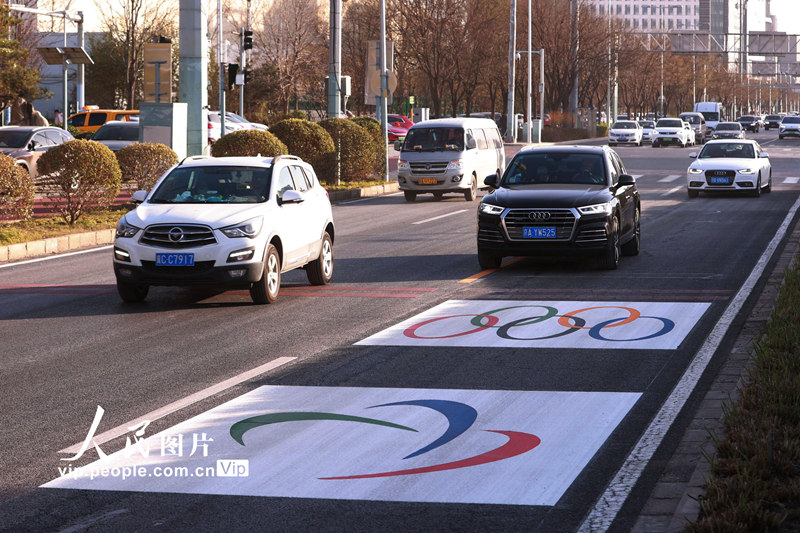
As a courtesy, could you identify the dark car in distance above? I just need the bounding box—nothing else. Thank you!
[737,115,760,132]
[764,114,783,130]
[477,146,641,270]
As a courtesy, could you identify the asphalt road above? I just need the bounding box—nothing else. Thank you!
[1,129,799,532]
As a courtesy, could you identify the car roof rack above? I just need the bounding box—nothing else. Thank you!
[177,155,212,166]
[273,155,301,163]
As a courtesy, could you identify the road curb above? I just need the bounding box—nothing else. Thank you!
[632,216,800,532]
[328,181,399,203]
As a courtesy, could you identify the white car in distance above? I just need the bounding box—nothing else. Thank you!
[638,120,656,143]
[686,139,772,198]
[779,116,800,139]
[652,118,695,148]
[113,155,335,304]
[608,120,643,146]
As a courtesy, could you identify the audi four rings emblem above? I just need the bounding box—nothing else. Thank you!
[528,211,551,221]
[168,227,185,242]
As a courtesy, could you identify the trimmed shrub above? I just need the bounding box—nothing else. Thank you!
[116,143,179,192]
[318,118,376,183]
[269,119,335,179]
[37,139,121,225]
[542,127,589,143]
[0,154,35,220]
[210,129,288,158]
[350,116,386,178]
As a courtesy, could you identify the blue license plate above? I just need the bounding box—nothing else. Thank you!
[709,176,730,184]
[156,253,195,266]
[523,227,557,239]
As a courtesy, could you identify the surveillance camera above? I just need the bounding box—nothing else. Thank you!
[516,53,521,61]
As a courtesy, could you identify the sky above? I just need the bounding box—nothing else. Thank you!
[771,0,800,34]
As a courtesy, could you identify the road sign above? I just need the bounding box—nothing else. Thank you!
[143,43,172,103]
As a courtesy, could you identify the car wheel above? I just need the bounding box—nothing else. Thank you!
[752,174,762,198]
[621,207,641,256]
[688,189,699,198]
[117,281,149,303]
[250,244,280,304]
[599,216,620,270]
[404,191,417,202]
[306,232,333,286]
[478,249,502,269]
[464,174,477,202]
[433,192,444,201]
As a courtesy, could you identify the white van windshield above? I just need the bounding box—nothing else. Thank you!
[402,127,464,152]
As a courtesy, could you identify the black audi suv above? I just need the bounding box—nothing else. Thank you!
[477,146,641,270]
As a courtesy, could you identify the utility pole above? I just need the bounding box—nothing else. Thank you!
[506,0,516,142]
[328,0,342,118]
[218,0,225,137]
[569,0,579,127]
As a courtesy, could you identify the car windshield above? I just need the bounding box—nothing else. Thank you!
[612,121,636,129]
[766,115,781,120]
[502,152,607,186]
[699,143,755,159]
[149,165,273,204]
[93,125,139,141]
[0,130,31,148]
[639,121,655,128]
[699,112,720,121]
[657,119,682,128]
[782,117,800,124]
[716,123,740,131]
[680,115,701,124]
[738,116,755,122]
[402,127,464,151]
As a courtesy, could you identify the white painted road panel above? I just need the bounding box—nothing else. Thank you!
[356,300,711,350]
[43,386,640,506]
[658,175,681,183]
[785,177,800,184]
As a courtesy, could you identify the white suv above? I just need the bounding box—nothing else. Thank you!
[652,118,695,148]
[113,155,335,304]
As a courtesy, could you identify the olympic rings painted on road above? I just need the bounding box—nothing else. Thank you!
[403,304,675,342]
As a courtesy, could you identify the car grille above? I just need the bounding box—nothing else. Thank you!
[140,260,216,275]
[478,226,505,245]
[575,228,607,245]
[409,161,448,175]
[503,208,576,241]
[140,224,217,249]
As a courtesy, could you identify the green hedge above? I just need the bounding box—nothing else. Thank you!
[269,119,335,179]
[318,118,376,183]
[350,116,386,178]
[210,129,288,158]
[0,153,34,220]
[37,139,121,225]
[116,143,178,192]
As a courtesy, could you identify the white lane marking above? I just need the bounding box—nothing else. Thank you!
[0,245,112,269]
[578,193,800,533]
[658,175,681,183]
[632,174,644,180]
[57,509,130,533]
[58,357,296,455]
[785,177,800,184]
[660,186,683,196]
[412,209,467,225]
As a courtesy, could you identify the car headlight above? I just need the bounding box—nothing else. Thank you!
[115,216,140,239]
[738,168,755,175]
[398,159,409,171]
[220,216,263,238]
[578,202,613,215]
[447,159,464,171]
[479,202,504,215]
[689,167,703,174]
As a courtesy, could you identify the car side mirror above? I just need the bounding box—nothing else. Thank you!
[27,141,36,151]
[131,190,148,204]
[280,189,304,204]
[759,152,769,159]
[484,174,498,189]
[689,152,697,159]
[466,138,477,150]
[617,174,636,187]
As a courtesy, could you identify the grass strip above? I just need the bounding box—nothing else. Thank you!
[0,206,129,246]
[689,261,800,532]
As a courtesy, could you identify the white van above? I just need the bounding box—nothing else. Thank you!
[395,117,505,202]
[694,102,724,133]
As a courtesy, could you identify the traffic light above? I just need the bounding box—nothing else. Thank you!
[243,30,253,50]
[227,63,239,90]
[244,69,253,84]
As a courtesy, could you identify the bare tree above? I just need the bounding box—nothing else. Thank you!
[255,0,326,114]
[95,0,176,109]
